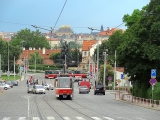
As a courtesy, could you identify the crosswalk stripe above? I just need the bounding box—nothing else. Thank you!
[33,117,40,120]
[47,116,55,120]
[2,117,11,120]
[63,117,71,120]
[1,116,115,120]
[18,117,26,120]
[104,117,115,120]
[91,117,102,120]
[76,117,86,120]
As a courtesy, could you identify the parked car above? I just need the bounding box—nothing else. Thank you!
[94,83,105,95]
[32,85,45,94]
[27,85,33,93]
[11,80,18,86]
[0,83,9,90]
[6,81,13,88]
[79,85,89,94]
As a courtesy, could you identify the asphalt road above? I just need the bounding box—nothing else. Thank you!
[0,73,159,120]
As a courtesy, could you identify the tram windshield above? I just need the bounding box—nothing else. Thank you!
[59,78,72,88]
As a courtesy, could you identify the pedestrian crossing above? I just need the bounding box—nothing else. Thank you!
[1,116,115,120]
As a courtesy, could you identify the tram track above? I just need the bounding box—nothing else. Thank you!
[59,99,97,120]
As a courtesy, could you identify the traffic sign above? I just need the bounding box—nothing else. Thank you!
[151,69,156,78]
[117,79,121,83]
[121,74,124,79]
[149,78,157,85]
[108,76,112,81]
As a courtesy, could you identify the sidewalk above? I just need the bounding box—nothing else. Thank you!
[111,91,160,111]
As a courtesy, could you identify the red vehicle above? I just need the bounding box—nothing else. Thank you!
[79,80,91,91]
[45,70,59,79]
[54,74,74,99]
[68,70,87,81]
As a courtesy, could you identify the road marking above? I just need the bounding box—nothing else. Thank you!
[47,116,55,120]
[2,117,11,120]
[33,117,40,120]
[91,117,102,120]
[63,117,71,120]
[76,117,86,120]
[18,117,26,120]
[104,117,115,120]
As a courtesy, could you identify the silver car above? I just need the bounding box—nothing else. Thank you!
[79,86,89,94]
[32,85,45,94]
[49,84,54,90]
[27,85,33,93]
[0,83,8,90]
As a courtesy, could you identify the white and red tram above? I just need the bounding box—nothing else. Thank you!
[54,74,74,99]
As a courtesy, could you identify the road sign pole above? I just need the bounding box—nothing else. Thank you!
[152,85,154,107]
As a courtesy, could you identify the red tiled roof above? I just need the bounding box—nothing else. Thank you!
[46,38,60,41]
[116,67,124,72]
[99,28,124,36]
[82,40,97,51]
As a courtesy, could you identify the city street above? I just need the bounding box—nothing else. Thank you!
[0,73,159,120]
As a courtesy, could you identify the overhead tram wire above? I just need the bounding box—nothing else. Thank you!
[31,0,67,32]
[53,0,68,30]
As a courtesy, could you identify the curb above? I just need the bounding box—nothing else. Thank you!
[114,98,160,111]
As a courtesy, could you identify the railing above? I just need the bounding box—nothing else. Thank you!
[114,91,160,110]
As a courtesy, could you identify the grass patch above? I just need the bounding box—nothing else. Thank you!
[1,75,20,81]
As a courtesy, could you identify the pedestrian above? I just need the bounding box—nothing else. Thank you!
[42,81,44,86]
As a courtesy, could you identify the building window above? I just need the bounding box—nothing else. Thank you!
[83,65,85,69]
[84,51,86,56]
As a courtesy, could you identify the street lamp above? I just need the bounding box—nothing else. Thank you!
[88,27,101,83]
[103,49,108,88]
[20,41,25,80]
[7,40,10,80]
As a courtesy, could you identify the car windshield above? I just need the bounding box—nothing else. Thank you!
[80,86,87,88]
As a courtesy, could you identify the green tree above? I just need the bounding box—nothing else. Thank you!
[116,0,160,98]
[29,52,43,64]
[0,38,21,73]
[50,52,61,63]
[12,28,51,49]
[99,64,114,86]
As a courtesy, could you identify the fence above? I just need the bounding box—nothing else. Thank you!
[114,91,160,110]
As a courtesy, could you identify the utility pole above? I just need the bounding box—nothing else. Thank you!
[103,52,106,88]
[96,39,100,83]
[14,56,15,80]
[34,53,36,73]
[114,50,117,90]
[8,40,10,80]
[0,54,1,80]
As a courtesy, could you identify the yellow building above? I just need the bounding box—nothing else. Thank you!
[55,25,73,37]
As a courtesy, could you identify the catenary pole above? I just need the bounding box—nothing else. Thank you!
[114,50,117,90]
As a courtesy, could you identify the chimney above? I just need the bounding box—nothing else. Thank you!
[42,47,45,54]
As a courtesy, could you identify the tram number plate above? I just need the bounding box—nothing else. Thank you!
[63,95,67,98]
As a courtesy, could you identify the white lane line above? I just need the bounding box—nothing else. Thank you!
[47,116,55,120]
[18,117,26,120]
[32,117,40,120]
[76,117,86,120]
[91,117,102,120]
[2,117,11,120]
[63,117,71,120]
[135,118,146,120]
[104,117,115,120]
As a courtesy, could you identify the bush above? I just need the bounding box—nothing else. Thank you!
[106,86,113,90]
[146,82,160,100]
